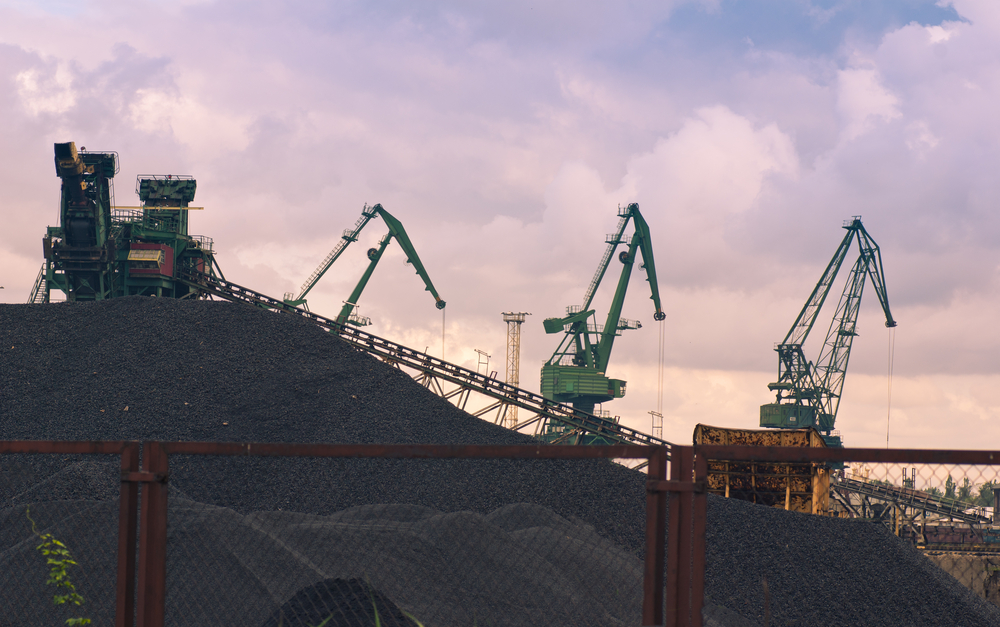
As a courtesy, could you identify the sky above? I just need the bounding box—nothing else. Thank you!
[1,0,997,450]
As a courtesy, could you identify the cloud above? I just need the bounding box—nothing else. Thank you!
[15,63,75,114]
[129,88,251,157]
[836,67,901,140]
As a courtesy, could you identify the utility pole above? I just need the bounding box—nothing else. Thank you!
[502,312,531,429]
[648,410,663,440]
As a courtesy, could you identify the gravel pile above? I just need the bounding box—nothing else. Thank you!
[1,296,999,626]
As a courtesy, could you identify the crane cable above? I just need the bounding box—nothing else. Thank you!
[886,326,896,448]
[657,319,665,416]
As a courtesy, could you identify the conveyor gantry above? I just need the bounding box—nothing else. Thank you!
[835,477,990,524]
[177,268,674,452]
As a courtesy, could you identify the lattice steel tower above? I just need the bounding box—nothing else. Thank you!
[502,312,531,428]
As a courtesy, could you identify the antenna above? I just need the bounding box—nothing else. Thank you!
[474,348,491,375]
[648,410,663,440]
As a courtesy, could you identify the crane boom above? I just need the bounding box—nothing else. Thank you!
[594,206,664,371]
[286,205,378,307]
[286,203,445,324]
[762,217,896,446]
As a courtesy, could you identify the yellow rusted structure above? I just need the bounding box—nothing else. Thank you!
[694,424,830,515]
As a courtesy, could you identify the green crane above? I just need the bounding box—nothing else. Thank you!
[283,204,445,325]
[540,203,665,427]
[761,216,896,447]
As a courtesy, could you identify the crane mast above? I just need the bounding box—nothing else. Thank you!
[762,217,896,446]
[540,203,665,426]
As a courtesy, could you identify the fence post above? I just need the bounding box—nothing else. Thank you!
[136,442,169,627]
[116,442,140,627]
[643,446,669,626]
[691,452,708,627]
[667,446,694,627]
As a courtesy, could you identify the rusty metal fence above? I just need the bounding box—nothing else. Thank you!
[0,441,139,627]
[8,441,1000,627]
[0,441,710,627]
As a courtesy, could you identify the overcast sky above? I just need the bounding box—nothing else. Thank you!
[2,0,997,449]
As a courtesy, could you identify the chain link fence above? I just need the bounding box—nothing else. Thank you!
[0,442,672,627]
[0,443,138,627]
[164,494,645,626]
[161,452,656,627]
[696,445,1000,626]
[19,441,1000,626]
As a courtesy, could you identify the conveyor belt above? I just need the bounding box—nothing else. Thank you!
[178,269,674,451]
[836,477,990,524]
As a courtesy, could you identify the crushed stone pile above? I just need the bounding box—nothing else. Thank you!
[1,297,999,627]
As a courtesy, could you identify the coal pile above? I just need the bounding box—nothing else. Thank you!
[2,297,1000,626]
[261,578,420,627]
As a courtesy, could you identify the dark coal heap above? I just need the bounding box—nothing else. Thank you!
[1,297,997,627]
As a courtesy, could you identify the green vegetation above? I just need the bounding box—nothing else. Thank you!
[26,507,91,626]
[928,475,996,508]
[874,473,997,508]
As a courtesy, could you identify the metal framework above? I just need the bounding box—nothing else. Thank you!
[650,410,663,440]
[502,312,530,429]
[38,142,221,303]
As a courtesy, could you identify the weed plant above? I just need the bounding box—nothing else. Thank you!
[26,506,91,626]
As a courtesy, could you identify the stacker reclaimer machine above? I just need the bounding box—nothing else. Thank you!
[32,142,223,302]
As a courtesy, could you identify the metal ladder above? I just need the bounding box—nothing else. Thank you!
[27,264,48,304]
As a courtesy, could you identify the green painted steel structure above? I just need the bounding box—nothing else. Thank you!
[761,217,896,447]
[540,203,665,442]
[35,142,222,303]
[283,204,445,325]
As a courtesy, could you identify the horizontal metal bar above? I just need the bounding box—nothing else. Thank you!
[696,445,1000,465]
[160,442,660,460]
[121,472,168,483]
[0,440,135,455]
[647,480,707,494]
